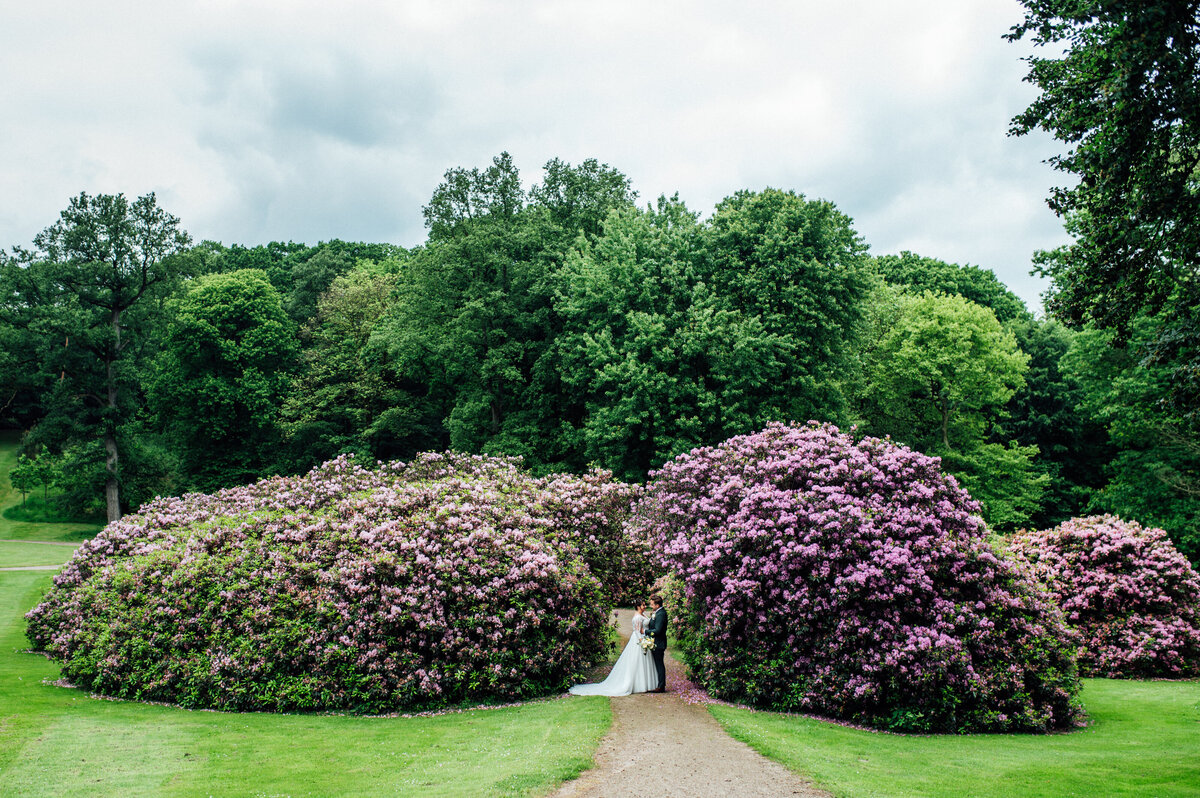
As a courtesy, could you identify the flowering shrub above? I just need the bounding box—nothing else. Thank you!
[391,453,653,604]
[25,452,626,712]
[539,469,657,605]
[633,422,1082,733]
[1009,515,1200,678]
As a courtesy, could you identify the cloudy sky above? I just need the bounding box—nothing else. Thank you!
[1,0,1067,310]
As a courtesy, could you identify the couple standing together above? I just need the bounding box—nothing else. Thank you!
[569,595,668,697]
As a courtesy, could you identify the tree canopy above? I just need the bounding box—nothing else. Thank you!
[1009,0,1200,417]
[1,192,191,521]
[150,269,296,492]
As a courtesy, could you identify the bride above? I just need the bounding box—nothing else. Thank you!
[569,602,658,696]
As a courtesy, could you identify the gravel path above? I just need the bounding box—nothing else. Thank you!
[0,565,63,571]
[552,610,828,798]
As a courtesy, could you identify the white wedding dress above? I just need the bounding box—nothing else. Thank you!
[569,612,658,696]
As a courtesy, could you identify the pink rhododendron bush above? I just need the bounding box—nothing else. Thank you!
[25,452,634,712]
[633,422,1082,733]
[539,469,657,605]
[1010,515,1200,678]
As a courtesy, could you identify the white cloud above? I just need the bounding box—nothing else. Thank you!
[0,0,1068,310]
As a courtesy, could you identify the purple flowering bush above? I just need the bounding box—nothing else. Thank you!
[25,452,628,712]
[540,469,657,605]
[1010,515,1200,678]
[633,422,1082,733]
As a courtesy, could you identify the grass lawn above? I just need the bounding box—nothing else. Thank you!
[710,680,1200,797]
[0,569,611,797]
[0,433,613,796]
[0,434,101,545]
[0,540,78,569]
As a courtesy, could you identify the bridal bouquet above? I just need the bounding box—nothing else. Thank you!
[640,634,655,654]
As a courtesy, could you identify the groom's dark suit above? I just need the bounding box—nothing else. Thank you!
[647,605,668,691]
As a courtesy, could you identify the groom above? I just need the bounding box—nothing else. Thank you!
[646,594,667,693]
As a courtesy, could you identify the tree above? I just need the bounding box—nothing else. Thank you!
[1062,319,1200,563]
[860,290,1044,528]
[997,318,1111,527]
[375,153,637,469]
[279,265,442,470]
[553,198,794,479]
[530,157,637,240]
[150,269,296,492]
[1008,1,1200,415]
[552,189,873,481]
[873,251,1030,323]
[865,291,1029,449]
[0,253,50,431]
[28,444,59,501]
[698,188,873,423]
[2,193,191,522]
[9,454,35,507]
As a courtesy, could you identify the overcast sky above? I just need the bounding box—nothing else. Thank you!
[1,0,1067,311]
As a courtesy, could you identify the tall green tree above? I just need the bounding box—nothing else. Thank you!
[375,153,636,468]
[874,251,1031,324]
[554,198,792,479]
[150,269,296,492]
[1008,0,1200,416]
[1062,318,1200,562]
[554,189,872,480]
[1,192,191,521]
[698,188,873,423]
[859,290,1044,529]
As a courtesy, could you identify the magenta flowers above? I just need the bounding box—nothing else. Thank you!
[1010,515,1200,678]
[25,452,637,712]
[633,422,1081,733]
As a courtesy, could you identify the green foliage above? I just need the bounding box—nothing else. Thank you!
[874,251,1030,323]
[150,269,296,492]
[8,454,36,506]
[999,319,1111,527]
[375,152,637,471]
[939,442,1048,533]
[862,290,1028,448]
[858,289,1043,528]
[699,188,872,422]
[1008,1,1200,419]
[555,198,793,479]
[204,239,406,325]
[279,266,442,470]
[7,154,1185,535]
[552,188,872,480]
[1,192,192,521]
[1062,321,1200,563]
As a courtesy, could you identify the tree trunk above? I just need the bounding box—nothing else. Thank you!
[105,308,123,523]
[940,398,951,450]
[104,433,120,523]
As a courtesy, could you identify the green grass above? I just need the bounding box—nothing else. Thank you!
[710,681,1200,797]
[0,433,101,545]
[0,540,77,569]
[0,433,613,796]
[0,569,612,796]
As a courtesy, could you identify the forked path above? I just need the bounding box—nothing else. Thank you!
[552,611,828,798]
